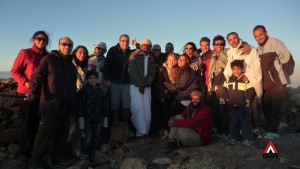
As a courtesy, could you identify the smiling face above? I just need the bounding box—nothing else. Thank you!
[166,54,177,69]
[58,38,73,56]
[75,47,87,62]
[200,41,210,53]
[232,65,242,77]
[177,55,188,68]
[33,33,48,49]
[227,33,240,48]
[213,39,225,54]
[119,35,130,51]
[185,44,194,57]
[253,27,268,45]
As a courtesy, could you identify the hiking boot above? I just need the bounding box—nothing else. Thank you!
[263,132,280,140]
[242,140,253,147]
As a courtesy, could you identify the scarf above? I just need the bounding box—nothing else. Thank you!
[208,50,228,90]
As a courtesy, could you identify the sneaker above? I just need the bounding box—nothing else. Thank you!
[253,129,262,138]
[229,139,238,145]
[242,140,253,147]
[263,132,280,140]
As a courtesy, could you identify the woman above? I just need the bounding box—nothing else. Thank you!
[11,31,49,157]
[184,42,202,75]
[164,54,201,115]
[156,53,178,137]
[69,45,89,157]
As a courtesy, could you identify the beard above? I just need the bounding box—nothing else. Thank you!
[191,102,201,108]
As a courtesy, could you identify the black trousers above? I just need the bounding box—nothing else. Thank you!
[17,93,40,156]
[31,115,69,165]
[262,86,285,133]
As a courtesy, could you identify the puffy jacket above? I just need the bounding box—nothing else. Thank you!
[11,45,48,94]
[29,50,77,117]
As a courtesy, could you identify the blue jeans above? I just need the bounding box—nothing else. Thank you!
[81,122,99,159]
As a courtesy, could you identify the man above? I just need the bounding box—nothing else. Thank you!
[168,90,213,147]
[200,37,214,100]
[128,39,156,137]
[253,25,295,139]
[103,34,133,139]
[223,32,262,137]
[27,37,77,168]
[88,42,107,84]
[208,35,229,139]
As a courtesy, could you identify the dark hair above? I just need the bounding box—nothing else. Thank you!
[184,42,197,53]
[230,59,244,69]
[119,34,130,41]
[31,30,49,46]
[200,37,210,44]
[71,45,89,69]
[85,70,98,80]
[253,25,267,32]
[212,35,226,46]
[165,42,174,48]
[226,32,239,40]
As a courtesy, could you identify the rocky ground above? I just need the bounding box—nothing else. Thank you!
[1,79,300,169]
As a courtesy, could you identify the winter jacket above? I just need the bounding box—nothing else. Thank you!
[256,37,294,90]
[29,50,77,117]
[156,64,176,102]
[165,67,201,102]
[223,75,256,107]
[174,104,213,145]
[78,83,107,122]
[223,40,263,98]
[128,52,156,87]
[11,45,48,94]
[103,44,133,84]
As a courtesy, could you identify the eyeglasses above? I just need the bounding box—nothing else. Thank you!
[96,47,105,51]
[35,37,47,42]
[60,42,73,47]
[185,47,193,50]
[153,49,161,52]
[214,43,224,46]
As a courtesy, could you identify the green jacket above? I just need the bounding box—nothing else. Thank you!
[128,52,156,86]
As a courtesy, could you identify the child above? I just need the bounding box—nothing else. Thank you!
[78,70,107,161]
[223,60,255,147]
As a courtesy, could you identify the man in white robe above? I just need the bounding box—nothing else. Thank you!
[128,39,156,137]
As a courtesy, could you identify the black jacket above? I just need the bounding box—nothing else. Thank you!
[103,44,133,84]
[29,50,77,116]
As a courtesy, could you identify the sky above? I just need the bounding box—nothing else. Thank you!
[0,0,299,87]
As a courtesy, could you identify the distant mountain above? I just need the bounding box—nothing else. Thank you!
[0,71,12,79]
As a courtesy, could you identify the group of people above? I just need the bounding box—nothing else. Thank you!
[10,25,294,169]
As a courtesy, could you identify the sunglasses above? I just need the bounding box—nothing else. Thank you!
[153,49,161,52]
[214,43,224,46]
[60,42,73,47]
[185,47,193,50]
[35,37,47,42]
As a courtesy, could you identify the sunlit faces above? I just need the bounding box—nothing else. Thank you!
[227,34,240,48]
[87,74,98,86]
[253,27,268,45]
[200,41,210,53]
[213,40,225,53]
[58,38,73,56]
[184,44,194,56]
[141,44,152,53]
[119,35,130,51]
[177,55,188,67]
[166,54,177,69]
[34,34,48,49]
[232,65,242,78]
[75,47,88,61]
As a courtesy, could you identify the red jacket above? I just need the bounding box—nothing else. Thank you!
[11,45,47,94]
[201,50,213,86]
[174,104,213,145]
